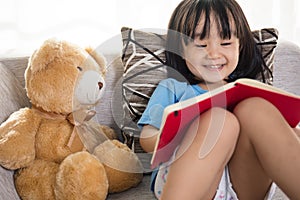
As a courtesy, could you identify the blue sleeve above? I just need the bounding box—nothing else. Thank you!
[138,78,179,129]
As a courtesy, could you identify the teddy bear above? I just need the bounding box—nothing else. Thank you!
[0,39,143,200]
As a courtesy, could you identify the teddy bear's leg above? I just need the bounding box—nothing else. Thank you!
[93,140,143,193]
[55,151,108,200]
[14,159,59,200]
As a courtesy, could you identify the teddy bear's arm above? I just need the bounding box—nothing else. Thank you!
[0,107,41,170]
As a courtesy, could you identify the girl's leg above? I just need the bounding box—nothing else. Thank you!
[294,126,300,137]
[161,107,240,200]
[230,97,300,200]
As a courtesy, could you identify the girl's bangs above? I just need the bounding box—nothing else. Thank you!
[192,2,236,40]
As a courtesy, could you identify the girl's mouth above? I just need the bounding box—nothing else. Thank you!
[204,64,224,71]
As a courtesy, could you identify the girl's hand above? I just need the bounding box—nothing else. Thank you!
[139,125,159,153]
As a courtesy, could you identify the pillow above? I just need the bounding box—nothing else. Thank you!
[252,28,279,85]
[120,27,278,152]
[120,27,168,151]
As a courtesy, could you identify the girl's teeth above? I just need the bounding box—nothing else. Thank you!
[209,65,221,69]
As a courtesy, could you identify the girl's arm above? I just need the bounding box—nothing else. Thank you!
[139,125,159,153]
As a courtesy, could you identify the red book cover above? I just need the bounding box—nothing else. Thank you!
[151,78,300,169]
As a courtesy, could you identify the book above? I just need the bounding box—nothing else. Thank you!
[151,78,300,169]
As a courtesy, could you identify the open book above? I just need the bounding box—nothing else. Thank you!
[151,78,300,169]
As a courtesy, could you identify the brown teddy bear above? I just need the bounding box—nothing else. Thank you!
[0,39,143,200]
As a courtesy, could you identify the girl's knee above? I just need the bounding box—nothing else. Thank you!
[212,107,240,146]
[233,97,276,118]
[201,108,239,159]
[179,107,239,163]
[233,97,284,139]
[194,107,240,148]
[209,107,240,135]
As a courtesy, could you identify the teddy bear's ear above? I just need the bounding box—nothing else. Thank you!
[85,47,107,75]
[29,39,62,73]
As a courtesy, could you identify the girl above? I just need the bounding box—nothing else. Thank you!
[138,0,300,199]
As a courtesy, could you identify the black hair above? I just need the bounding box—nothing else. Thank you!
[165,0,272,84]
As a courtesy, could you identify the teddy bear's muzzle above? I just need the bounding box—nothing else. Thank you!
[75,70,106,105]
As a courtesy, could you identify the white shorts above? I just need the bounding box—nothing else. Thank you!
[153,159,277,199]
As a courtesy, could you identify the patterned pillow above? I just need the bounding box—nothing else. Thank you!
[252,28,279,85]
[120,27,168,150]
[120,27,278,151]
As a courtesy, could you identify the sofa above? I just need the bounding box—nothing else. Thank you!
[0,37,299,199]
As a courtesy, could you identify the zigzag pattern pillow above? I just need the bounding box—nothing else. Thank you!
[121,27,167,143]
[253,28,279,85]
[120,27,278,151]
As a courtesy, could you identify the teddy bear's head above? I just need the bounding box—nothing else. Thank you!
[25,39,106,115]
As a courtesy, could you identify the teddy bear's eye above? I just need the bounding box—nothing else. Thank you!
[77,66,83,71]
[98,82,103,90]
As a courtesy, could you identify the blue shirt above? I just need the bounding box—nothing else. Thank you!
[138,78,208,130]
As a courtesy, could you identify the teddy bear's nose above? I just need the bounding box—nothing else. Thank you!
[98,82,103,90]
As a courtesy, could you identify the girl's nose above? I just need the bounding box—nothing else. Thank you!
[206,44,221,59]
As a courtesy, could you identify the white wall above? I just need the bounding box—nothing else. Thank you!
[0,0,299,57]
[237,0,300,46]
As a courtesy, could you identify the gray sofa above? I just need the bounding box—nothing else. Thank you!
[1,39,299,199]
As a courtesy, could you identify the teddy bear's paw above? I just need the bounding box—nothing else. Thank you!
[55,151,108,200]
[93,140,143,193]
[14,159,59,200]
[99,125,118,140]
[0,108,40,169]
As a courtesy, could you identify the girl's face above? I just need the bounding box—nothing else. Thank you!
[183,15,240,89]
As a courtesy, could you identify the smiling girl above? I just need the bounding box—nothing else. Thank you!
[138,0,300,199]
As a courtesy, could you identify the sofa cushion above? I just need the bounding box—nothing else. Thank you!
[120,27,278,151]
[273,40,300,96]
[0,62,30,123]
[0,62,30,200]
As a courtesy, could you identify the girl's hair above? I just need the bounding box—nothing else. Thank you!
[165,0,272,84]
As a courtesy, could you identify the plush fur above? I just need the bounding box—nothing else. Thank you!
[0,39,143,200]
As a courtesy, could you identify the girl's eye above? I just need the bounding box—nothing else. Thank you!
[221,42,231,46]
[195,44,207,48]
